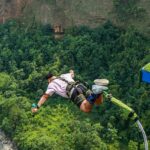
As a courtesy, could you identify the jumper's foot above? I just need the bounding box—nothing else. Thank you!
[94,79,109,86]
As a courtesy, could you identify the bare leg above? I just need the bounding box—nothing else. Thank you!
[94,94,103,105]
[79,94,103,112]
[80,100,93,113]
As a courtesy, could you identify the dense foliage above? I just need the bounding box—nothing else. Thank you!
[0,20,149,150]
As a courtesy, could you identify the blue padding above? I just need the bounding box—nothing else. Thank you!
[141,70,150,83]
[87,94,97,104]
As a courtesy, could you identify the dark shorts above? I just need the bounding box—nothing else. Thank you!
[70,84,90,107]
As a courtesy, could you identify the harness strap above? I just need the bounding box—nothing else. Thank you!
[52,77,77,98]
[52,77,88,100]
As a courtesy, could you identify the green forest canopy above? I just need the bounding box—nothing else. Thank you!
[0,20,149,150]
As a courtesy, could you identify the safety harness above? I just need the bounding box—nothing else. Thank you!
[57,77,85,97]
[52,77,89,107]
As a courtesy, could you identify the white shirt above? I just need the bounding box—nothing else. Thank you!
[45,73,75,98]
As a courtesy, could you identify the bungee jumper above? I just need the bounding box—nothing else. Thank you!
[31,70,108,113]
[31,67,149,150]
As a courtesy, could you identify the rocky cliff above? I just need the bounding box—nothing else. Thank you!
[0,0,150,33]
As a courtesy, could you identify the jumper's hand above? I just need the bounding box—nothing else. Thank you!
[31,107,38,113]
[31,103,39,113]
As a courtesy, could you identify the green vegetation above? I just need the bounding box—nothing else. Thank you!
[0,20,150,149]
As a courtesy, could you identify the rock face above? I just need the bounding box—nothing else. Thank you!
[0,0,150,32]
[0,0,18,23]
[0,130,17,150]
[0,0,113,27]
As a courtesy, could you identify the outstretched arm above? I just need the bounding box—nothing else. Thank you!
[37,94,49,107]
[32,94,49,113]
